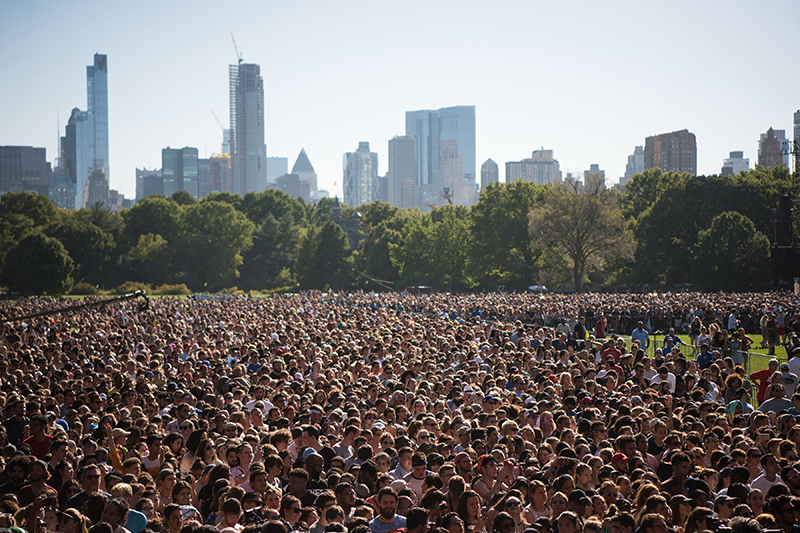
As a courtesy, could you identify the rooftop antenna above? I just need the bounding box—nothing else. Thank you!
[230,33,242,64]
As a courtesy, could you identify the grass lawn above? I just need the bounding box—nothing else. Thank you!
[623,333,789,374]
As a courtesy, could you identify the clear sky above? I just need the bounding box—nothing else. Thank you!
[1,1,798,201]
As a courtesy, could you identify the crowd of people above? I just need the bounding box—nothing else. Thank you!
[1,290,800,533]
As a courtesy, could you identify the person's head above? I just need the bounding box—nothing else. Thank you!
[221,498,242,527]
[406,508,430,533]
[335,482,356,509]
[56,508,86,533]
[377,487,399,520]
[640,513,667,533]
[82,464,102,492]
[101,498,129,528]
[163,503,183,532]
[456,490,481,523]
[134,498,155,521]
[492,511,516,533]
[557,511,582,533]
[768,494,796,528]
[280,495,302,523]
[288,468,309,496]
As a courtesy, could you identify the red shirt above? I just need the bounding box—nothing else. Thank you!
[23,434,53,460]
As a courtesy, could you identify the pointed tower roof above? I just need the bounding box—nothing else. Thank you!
[292,148,315,173]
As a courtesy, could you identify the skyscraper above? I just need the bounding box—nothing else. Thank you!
[85,168,109,209]
[758,128,788,169]
[62,54,109,209]
[505,150,562,184]
[721,151,749,176]
[624,146,644,182]
[230,63,267,196]
[87,54,109,188]
[209,154,232,193]
[135,167,163,201]
[387,136,416,208]
[794,110,800,172]
[291,149,318,200]
[266,156,288,184]
[644,129,696,175]
[584,164,605,181]
[480,158,498,190]
[343,142,378,207]
[162,147,199,198]
[0,146,51,196]
[405,106,475,189]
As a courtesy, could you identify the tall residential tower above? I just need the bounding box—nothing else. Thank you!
[644,129,696,175]
[343,142,378,207]
[230,62,267,196]
[62,54,109,208]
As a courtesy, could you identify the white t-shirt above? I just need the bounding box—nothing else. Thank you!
[650,372,676,392]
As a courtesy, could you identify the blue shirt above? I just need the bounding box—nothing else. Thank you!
[631,328,650,349]
[369,515,406,533]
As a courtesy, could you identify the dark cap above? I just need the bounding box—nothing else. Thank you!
[568,489,590,503]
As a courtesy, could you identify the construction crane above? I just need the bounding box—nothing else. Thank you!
[230,33,243,64]
[211,110,225,131]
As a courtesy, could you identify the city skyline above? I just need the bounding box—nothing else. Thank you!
[1,1,799,202]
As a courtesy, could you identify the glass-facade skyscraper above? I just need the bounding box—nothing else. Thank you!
[162,147,199,198]
[87,54,109,187]
[230,63,267,196]
[343,142,378,208]
[62,54,109,209]
[405,105,475,187]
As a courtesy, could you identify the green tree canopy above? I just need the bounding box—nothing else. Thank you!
[46,214,115,286]
[239,213,301,290]
[295,221,352,290]
[691,211,770,291]
[530,175,634,292]
[171,190,197,205]
[2,232,73,296]
[122,195,182,246]
[0,192,63,228]
[390,205,473,291]
[240,189,306,227]
[470,180,548,290]
[175,201,255,291]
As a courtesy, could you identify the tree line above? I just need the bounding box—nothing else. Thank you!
[0,165,795,296]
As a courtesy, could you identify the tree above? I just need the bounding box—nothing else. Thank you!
[470,180,548,290]
[390,205,473,291]
[629,169,791,285]
[171,190,197,205]
[352,203,422,287]
[127,233,170,285]
[174,201,254,291]
[122,196,181,246]
[46,214,115,286]
[620,169,688,222]
[2,232,73,296]
[200,191,243,211]
[295,221,352,290]
[691,212,770,291]
[0,192,62,228]
[239,213,301,290]
[529,175,634,292]
[240,190,306,227]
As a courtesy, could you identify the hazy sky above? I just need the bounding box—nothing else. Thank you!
[2,1,799,201]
